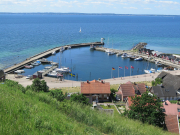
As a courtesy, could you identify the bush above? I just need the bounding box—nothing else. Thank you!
[152,78,162,86]
[49,89,65,102]
[31,78,49,92]
[70,93,89,105]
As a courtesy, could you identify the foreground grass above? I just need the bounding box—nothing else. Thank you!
[0,81,173,135]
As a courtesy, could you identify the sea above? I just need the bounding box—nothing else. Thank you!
[0,14,180,81]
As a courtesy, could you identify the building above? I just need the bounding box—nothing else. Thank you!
[150,72,180,100]
[116,81,146,101]
[81,80,111,104]
[0,70,5,81]
[33,71,42,79]
[162,100,180,134]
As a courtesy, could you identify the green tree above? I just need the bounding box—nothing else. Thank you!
[152,78,162,86]
[31,78,49,92]
[70,94,89,105]
[49,89,65,102]
[123,92,166,128]
[110,88,118,101]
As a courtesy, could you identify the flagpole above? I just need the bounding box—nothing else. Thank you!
[111,69,112,78]
[130,66,131,77]
[118,67,119,78]
[124,67,125,77]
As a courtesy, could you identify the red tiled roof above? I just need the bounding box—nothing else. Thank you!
[81,80,110,94]
[137,83,146,94]
[120,84,135,97]
[127,95,141,108]
[163,100,180,116]
[165,115,179,134]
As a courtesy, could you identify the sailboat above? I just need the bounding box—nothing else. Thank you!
[79,27,81,33]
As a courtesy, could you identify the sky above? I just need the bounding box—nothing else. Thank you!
[0,0,180,15]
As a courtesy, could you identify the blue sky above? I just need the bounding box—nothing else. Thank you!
[0,0,180,15]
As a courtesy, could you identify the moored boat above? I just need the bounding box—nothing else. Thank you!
[121,53,128,58]
[134,57,143,61]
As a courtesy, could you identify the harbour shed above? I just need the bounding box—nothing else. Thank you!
[33,71,42,79]
[81,80,111,104]
[0,70,5,81]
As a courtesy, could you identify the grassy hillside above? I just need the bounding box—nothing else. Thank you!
[0,80,173,135]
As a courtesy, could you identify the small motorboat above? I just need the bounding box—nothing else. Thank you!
[24,65,33,69]
[26,75,32,79]
[68,46,71,49]
[38,69,47,73]
[90,45,95,50]
[51,62,58,65]
[47,72,58,77]
[121,53,128,58]
[134,57,143,61]
[14,70,25,74]
[116,53,122,57]
[130,56,137,60]
[107,51,115,55]
[52,51,56,55]
[156,61,163,66]
[105,49,111,53]
[60,47,65,52]
[40,58,50,63]
[45,66,52,69]
[127,54,132,58]
[144,68,155,74]
[31,62,40,66]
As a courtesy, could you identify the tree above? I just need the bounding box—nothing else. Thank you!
[110,88,118,101]
[31,78,49,92]
[123,92,165,128]
[49,89,65,102]
[70,94,89,105]
[152,78,162,86]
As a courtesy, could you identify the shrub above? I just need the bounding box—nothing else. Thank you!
[70,93,89,105]
[49,89,65,102]
[31,78,49,92]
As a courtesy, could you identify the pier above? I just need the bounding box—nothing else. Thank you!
[4,42,104,74]
[42,65,58,76]
[95,46,180,69]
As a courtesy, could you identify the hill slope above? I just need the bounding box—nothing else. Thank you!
[0,80,172,135]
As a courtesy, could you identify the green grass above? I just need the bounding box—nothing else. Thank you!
[0,80,173,135]
[100,105,120,117]
[51,86,81,94]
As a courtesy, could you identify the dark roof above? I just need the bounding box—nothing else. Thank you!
[163,74,180,90]
[157,71,169,79]
[0,70,5,78]
[151,86,177,97]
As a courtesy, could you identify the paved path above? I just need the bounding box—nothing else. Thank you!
[6,70,180,88]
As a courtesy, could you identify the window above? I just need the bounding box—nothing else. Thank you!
[99,94,102,99]
[104,94,107,99]
[177,108,180,112]
[162,108,166,112]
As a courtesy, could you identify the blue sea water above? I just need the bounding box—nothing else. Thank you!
[0,14,180,81]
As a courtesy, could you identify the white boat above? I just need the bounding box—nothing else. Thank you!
[45,66,52,69]
[127,54,132,58]
[38,69,47,73]
[107,51,115,55]
[144,68,155,74]
[24,65,33,69]
[121,53,128,58]
[26,75,32,79]
[51,62,58,65]
[52,51,56,55]
[116,53,122,56]
[79,27,81,33]
[14,70,25,74]
[31,62,40,66]
[55,67,71,73]
[134,57,143,61]
[47,72,58,77]
[68,46,71,49]
[60,47,65,52]
[40,58,49,63]
[105,49,111,53]
[90,45,95,50]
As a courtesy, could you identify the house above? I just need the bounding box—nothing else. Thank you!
[116,81,146,101]
[151,51,163,57]
[81,80,111,104]
[162,100,180,134]
[150,72,180,100]
[0,70,5,81]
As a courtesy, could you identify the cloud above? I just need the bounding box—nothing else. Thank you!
[123,7,138,9]
[144,7,151,9]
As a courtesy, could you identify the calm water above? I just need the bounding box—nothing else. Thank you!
[0,14,180,80]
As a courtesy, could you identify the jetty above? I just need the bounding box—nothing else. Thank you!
[95,45,180,69]
[42,65,58,76]
[4,42,104,74]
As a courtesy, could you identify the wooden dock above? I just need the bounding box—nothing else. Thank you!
[4,42,104,74]
[95,47,180,69]
[42,65,58,76]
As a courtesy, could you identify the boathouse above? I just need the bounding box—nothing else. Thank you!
[81,80,110,104]
[0,70,5,82]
